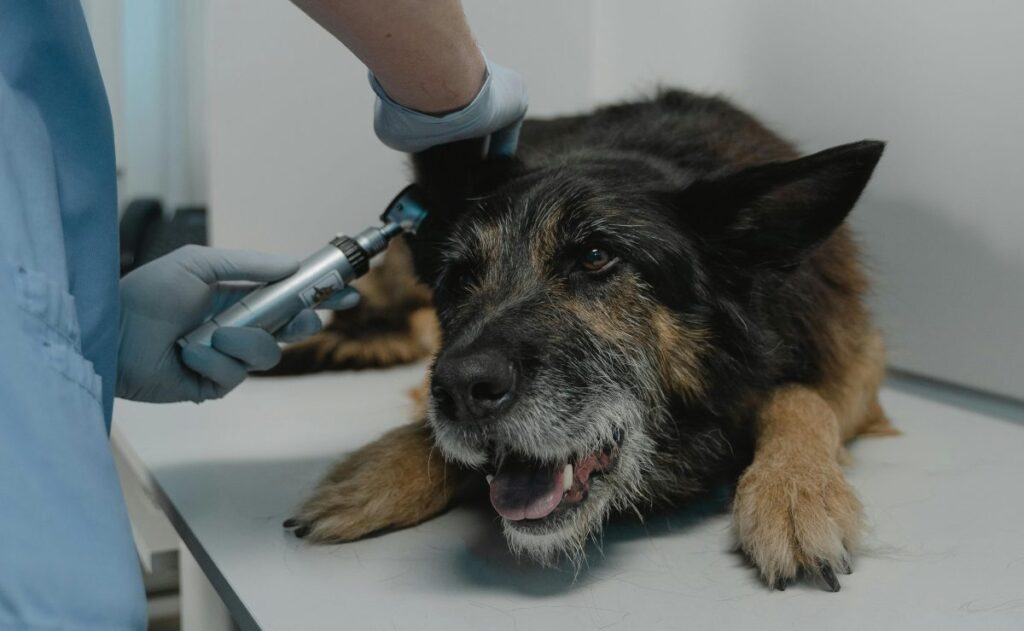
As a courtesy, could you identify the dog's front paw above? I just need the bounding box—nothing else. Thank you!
[284,423,457,543]
[733,454,863,591]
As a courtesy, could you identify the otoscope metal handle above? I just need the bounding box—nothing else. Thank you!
[177,236,365,348]
[176,184,429,349]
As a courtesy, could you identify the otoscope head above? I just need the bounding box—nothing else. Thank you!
[381,184,429,235]
[353,185,430,257]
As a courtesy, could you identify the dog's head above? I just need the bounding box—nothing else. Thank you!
[406,136,883,564]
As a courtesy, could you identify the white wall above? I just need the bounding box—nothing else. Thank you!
[84,0,207,213]
[593,0,1024,400]
[204,0,593,259]
[461,1,594,118]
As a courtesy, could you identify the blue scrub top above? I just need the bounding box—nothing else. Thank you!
[0,1,146,628]
[0,0,120,425]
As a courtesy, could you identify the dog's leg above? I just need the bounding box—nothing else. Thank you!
[733,385,861,590]
[287,416,463,543]
[733,331,892,590]
[857,396,899,437]
[830,330,897,442]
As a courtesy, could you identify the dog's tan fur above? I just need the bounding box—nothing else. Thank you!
[650,306,711,402]
[734,227,895,585]
[298,418,461,543]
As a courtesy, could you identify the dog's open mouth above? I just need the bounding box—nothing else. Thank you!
[485,429,623,524]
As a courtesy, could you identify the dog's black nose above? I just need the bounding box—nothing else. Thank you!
[432,348,516,421]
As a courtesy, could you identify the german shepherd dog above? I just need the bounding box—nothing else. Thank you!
[278,90,896,591]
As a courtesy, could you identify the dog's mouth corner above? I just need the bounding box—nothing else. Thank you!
[485,427,625,526]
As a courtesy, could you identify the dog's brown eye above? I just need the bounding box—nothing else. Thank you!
[580,246,614,272]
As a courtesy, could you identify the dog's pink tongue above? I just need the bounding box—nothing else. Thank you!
[489,460,564,521]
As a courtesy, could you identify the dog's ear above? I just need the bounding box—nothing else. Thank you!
[411,138,489,212]
[405,140,522,284]
[679,140,884,267]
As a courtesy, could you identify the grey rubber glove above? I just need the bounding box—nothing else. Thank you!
[117,245,359,403]
[370,54,528,155]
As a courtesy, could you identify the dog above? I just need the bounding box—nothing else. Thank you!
[279,90,896,591]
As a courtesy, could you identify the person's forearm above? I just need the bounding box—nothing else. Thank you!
[291,0,486,113]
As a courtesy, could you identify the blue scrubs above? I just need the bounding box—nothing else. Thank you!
[0,1,147,628]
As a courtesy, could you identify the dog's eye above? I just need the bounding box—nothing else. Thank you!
[579,246,615,272]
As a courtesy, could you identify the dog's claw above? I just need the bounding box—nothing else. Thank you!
[770,577,787,591]
[839,556,852,575]
[282,517,299,528]
[293,525,311,539]
[817,561,841,592]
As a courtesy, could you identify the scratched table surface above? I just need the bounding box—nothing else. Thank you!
[113,364,1024,630]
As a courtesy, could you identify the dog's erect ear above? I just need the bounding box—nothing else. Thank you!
[406,140,522,284]
[411,138,489,213]
[680,140,885,266]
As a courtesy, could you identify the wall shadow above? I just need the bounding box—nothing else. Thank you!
[853,193,1024,401]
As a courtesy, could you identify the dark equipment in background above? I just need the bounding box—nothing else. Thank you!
[119,199,208,276]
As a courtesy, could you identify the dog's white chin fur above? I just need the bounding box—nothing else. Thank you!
[427,389,657,567]
[501,482,615,568]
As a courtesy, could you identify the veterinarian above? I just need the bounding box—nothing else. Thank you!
[0,0,526,628]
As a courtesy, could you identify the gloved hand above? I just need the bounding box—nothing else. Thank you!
[117,245,359,403]
[370,53,528,156]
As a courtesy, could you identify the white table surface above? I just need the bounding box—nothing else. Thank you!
[113,365,1024,631]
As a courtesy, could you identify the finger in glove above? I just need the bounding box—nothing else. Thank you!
[180,342,250,392]
[276,310,324,344]
[173,245,299,284]
[211,327,284,371]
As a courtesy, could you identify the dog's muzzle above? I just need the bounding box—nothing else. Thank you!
[430,332,627,526]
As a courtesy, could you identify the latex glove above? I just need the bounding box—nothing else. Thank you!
[117,245,359,403]
[370,53,528,155]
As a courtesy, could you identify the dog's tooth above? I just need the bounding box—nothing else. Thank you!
[562,464,573,491]
[486,474,494,485]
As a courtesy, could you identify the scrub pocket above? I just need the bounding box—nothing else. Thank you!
[11,262,103,406]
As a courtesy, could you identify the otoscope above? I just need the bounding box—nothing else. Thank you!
[177,185,429,348]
